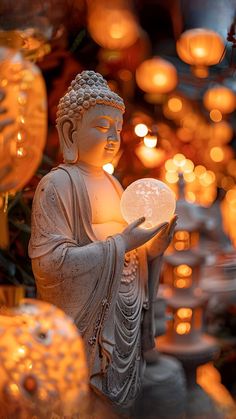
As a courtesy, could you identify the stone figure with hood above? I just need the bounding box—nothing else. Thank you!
[29,70,177,409]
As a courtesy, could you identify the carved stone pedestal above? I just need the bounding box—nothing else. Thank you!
[132,350,187,419]
[158,334,222,419]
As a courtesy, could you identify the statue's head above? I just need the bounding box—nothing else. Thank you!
[56,70,125,164]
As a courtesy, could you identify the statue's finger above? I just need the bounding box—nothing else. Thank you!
[129,216,146,229]
[168,221,178,237]
[167,215,178,232]
[150,222,169,237]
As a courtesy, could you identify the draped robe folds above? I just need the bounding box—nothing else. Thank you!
[29,164,158,406]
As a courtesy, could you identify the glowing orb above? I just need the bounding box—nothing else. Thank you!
[120,178,176,228]
[0,299,88,417]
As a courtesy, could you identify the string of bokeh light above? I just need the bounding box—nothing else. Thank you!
[164,155,217,206]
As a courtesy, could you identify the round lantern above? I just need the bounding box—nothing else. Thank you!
[88,6,139,50]
[176,29,225,77]
[203,85,236,114]
[120,178,176,228]
[136,57,178,94]
[0,47,47,194]
[0,299,88,418]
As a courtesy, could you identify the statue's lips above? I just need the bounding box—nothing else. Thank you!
[104,145,116,151]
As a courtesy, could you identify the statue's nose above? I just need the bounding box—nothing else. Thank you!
[107,134,119,143]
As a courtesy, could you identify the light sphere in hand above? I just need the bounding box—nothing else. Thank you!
[120,178,176,228]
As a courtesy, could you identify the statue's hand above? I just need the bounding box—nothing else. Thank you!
[146,215,178,261]
[121,217,169,253]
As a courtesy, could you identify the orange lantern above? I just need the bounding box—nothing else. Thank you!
[0,47,47,195]
[0,299,88,417]
[203,85,236,114]
[87,3,139,50]
[136,57,178,94]
[176,28,225,78]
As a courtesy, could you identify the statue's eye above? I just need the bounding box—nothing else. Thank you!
[96,126,109,132]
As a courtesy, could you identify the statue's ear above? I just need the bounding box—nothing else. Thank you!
[57,116,79,163]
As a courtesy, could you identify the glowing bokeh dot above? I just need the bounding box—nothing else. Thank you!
[168,97,183,112]
[120,178,176,229]
[144,134,157,148]
[134,123,149,137]
[103,163,114,174]
[210,109,222,122]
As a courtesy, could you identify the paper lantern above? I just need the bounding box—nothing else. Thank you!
[176,29,225,77]
[203,85,236,114]
[0,299,88,418]
[0,47,47,194]
[88,6,139,50]
[120,178,176,228]
[136,57,178,94]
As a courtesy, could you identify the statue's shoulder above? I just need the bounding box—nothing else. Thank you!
[36,164,78,194]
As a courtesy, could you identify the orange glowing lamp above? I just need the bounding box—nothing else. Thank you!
[175,321,191,335]
[0,47,47,194]
[176,28,225,78]
[203,85,236,114]
[88,6,139,50]
[136,57,178,94]
[174,264,193,288]
[0,299,88,417]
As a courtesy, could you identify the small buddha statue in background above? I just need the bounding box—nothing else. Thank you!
[29,70,177,412]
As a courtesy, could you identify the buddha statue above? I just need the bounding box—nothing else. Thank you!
[29,70,177,411]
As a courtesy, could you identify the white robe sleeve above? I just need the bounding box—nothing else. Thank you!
[29,169,126,379]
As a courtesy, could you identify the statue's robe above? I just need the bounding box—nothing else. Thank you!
[29,164,157,406]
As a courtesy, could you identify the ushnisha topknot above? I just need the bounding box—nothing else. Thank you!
[56,70,125,124]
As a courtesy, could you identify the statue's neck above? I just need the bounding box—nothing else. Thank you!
[77,161,105,178]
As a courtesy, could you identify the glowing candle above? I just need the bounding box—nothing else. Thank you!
[120,178,176,228]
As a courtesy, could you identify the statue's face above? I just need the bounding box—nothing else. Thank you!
[74,105,123,167]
